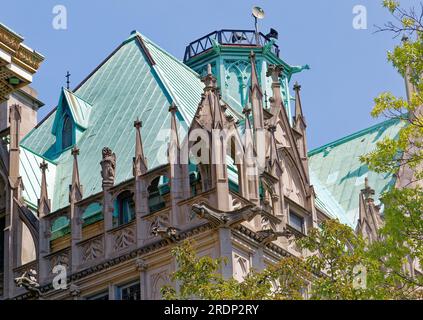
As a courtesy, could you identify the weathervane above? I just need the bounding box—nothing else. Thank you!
[252,6,265,45]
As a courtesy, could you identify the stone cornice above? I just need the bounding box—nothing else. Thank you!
[13,219,292,299]
[0,23,44,73]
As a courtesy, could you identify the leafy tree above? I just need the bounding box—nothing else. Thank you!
[161,240,310,300]
[360,0,423,299]
[162,221,386,300]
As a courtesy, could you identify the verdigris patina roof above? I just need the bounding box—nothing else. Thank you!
[20,32,211,210]
[19,30,405,228]
[308,118,405,227]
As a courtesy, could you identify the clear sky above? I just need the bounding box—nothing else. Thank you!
[1,0,418,149]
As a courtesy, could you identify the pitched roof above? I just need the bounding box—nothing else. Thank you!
[20,32,209,210]
[52,88,93,131]
[309,118,405,227]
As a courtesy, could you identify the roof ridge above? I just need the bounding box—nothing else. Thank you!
[62,87,93,106]
[135,32,202,79]
[308,118,402,157]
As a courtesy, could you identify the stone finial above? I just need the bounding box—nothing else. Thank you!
[40,160,48,172]
[134,118,142,129]
[242,106,252,116]
[71,146,79,156]
[361,177,375,200]
[293,81,301,92]
[202,64,217,89]
[100,147,116,189]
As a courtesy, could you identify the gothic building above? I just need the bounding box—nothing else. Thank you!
[0,24,412,300]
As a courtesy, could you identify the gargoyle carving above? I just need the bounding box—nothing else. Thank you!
[151,215,178,241]
[191,202,259,228]
[256,228,293,245]
[14,269,42,298]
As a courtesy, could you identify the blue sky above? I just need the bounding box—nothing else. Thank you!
[1,0,418,149]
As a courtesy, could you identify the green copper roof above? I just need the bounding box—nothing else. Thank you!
[52,88,93,131]
[309,118,405,227]
[20,31,209,210]
[19,29,405,228]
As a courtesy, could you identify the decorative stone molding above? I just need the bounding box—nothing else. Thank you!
[112,224,136,251]
[48,249,70,273]
[80,235,104,264]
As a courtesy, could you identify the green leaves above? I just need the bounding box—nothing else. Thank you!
[361,0,423,300]
[383,0,400,13]
[162,221,391,300]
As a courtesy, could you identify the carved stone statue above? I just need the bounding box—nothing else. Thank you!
[100,147,116,189]
[14,269,42,298]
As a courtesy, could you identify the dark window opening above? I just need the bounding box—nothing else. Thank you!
[289,211,304,233]
[148,176,169,213]
[114,191,135,226]
[118,282,141,300]
[61,115,73,150]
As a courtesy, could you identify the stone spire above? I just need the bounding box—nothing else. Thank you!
[293,82,305,127]
[38,160,51,217]
[243,106,255,157]
[69,146,82,272]
[69,146,83,201]
[292,82,309,179]
[267,125,280,174]
[133,119,148,177]
[243,106,260,204]
[249,51,264,131]
[266,64,284,115]
[38,160,51,284]
[357,178,383,242]
[168,103,180,165]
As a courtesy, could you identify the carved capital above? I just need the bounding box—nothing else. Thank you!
[69,284,81,297]
[135,258,148,272]
[266,64,283,83]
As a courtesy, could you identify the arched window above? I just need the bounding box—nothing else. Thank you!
[62,115,73,149]
[148,176,169,213]
[113,191,135,226]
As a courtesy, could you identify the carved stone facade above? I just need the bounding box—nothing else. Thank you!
[0,24,418,301]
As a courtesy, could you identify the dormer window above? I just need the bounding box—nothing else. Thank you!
[51,88,92,155]
[61,114,73,149]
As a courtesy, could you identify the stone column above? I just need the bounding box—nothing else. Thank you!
[135,258,147,300]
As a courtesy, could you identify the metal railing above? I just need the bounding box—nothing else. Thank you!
[184,29,280,62]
